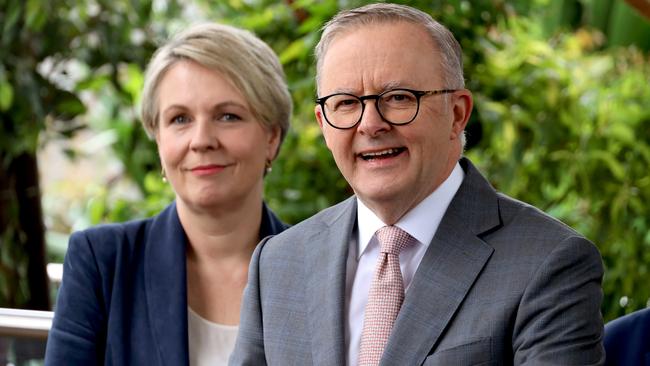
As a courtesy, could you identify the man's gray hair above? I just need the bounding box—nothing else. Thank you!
[314,3,465,93]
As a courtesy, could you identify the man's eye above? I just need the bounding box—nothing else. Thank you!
[383,93,415,104]
[334,98,359,110]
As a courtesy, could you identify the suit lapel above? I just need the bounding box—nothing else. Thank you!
[381,158,501,365]
[306,197,357,366]
[144,202,190,366]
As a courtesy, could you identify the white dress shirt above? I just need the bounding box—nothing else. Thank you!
[345,163,465,366]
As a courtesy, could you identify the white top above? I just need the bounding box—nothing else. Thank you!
[187,307,239,366]
[345,163,465,366]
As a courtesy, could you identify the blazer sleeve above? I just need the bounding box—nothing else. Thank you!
[513,235,605,365]
[45,230,108,365]
[229,236,270,366]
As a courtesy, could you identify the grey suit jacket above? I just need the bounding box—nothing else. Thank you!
[230,158,604,365]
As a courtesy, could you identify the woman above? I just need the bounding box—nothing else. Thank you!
[45,22,292,365]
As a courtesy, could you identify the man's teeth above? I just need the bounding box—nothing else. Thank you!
[360,148,402,160]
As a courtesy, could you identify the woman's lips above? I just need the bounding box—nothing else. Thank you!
[190,164,226,176]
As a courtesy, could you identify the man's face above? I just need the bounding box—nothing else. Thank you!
[315,21,472,223]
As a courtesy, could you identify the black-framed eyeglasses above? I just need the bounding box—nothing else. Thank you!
[315,88,457,130]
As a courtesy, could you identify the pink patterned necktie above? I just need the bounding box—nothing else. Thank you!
[358,226,414,366]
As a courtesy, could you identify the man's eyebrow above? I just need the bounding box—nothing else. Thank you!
[328,87,358,95]
[323,81,412,96]
[381,81,408,90]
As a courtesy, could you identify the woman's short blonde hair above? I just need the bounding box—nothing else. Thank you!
[140,22,292,157]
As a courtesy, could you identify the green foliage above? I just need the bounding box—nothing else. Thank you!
[0,0,181,307]
[1,0,88,307]
[467,18,650,320]
[84,171,175,226]
[532,0,650,51]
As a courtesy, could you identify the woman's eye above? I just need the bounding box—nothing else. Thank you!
[171,115,190,124]
[220,113,242,122]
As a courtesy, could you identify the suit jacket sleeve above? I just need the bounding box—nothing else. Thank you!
[513,235,605,365]
[45,230,107,365]
[229,237,270,366]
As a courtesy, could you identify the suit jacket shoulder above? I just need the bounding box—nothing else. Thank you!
[261,197,354,249]
[390,157,605,365]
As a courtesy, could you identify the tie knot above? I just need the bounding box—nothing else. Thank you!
[375,226,413,255]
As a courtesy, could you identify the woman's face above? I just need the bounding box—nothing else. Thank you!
[155,60,280,213]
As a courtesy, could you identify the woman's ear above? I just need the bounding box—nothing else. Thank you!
[266,125,282,161]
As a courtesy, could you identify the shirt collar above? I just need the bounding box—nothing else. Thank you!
[356,162,465,259]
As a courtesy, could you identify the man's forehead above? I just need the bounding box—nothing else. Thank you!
[325,20,433,49]
[318,25,442,93]
[320,22,438,67]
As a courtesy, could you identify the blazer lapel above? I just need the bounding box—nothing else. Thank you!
[144,202,190,366]
[381,158,501,365]
[306,197,357,366]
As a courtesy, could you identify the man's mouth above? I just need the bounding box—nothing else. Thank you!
[358,147,406,161]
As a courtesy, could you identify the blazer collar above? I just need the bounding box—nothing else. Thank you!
[306,197,357,366]
[260,201,289,238]
[144,202,190,366]
[381,157,501,365]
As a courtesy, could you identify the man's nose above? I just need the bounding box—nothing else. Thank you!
[357,99,391,136]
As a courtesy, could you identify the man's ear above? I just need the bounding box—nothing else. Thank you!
[315,104,334,151]
[450,89,473,141]
[315,105,325,129]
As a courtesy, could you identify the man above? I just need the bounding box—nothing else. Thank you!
[231,3,604,365]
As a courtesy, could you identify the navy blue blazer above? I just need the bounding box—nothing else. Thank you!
[44,201,287,366]
[605,307,650,366]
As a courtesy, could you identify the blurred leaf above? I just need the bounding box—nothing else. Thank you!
[0,80,14,111]
[279,37,309,64]
[241,8,275,29]
[590,150,626,181]
[87,196,107,225]
[53,91,87,120]
[25,0,47,31]
[1,1,22,46]
[118,63,144,102]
